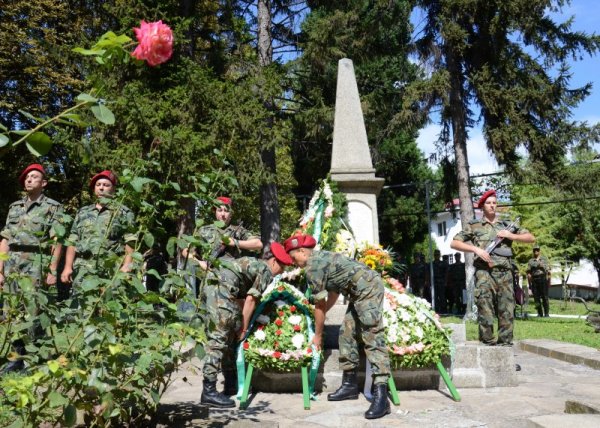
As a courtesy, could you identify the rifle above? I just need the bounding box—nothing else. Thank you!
[210,221,245,259]
[475,216,521,265]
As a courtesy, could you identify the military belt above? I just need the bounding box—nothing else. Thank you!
[8,244,49,254]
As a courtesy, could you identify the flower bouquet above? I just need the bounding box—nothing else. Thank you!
[383,286,451,368]
[243,281,317,372]
[356,242,394,274]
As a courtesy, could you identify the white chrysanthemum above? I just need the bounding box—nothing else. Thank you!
[396,293,413,307]
[382,315,389,327]
[400,309,411,322]
[257,315,270,324]
[274,300,286,308]
[414,326,424,339]
[288,315,302,325]
[415,311,427,323]
[254,329,266,341]
[291,333,305,349]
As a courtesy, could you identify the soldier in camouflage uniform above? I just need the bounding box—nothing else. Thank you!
[284,233,391,420]
[408,253,429,300]
[200,242,291,408]
[527,246,551,317]
[446,253,466,315]
[61,170,136,296]
[451,190,534,346]
[0,164,65,373]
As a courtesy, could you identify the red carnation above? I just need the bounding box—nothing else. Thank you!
[278,311,284,317]
[273,351,281,359]
[303,299,309,305]
[275,319,283,326]
[243,342,249,350]
[278,286,284,291]
[274,341,279,348]
[258,325,264,330]
[290,305,297,312]
[275,329,282,336]
[293,325,301,331]
[306,347,312,354]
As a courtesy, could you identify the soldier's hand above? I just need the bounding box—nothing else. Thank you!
[474,247,492,264]
[311,334,322,350]
[46,272,57,286]
[61,267,73,284]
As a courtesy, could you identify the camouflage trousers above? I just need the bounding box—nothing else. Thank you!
[201,272,241,382]
[2,251,56,342]
[474,267,515,345]
[339,276,390,384]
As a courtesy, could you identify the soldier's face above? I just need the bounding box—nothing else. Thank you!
[94,178,115,198]
[215,206,232,225]
[289,248,309,267]
[270,259,285,275]
[24,171,46,194]
[483,196,497,216]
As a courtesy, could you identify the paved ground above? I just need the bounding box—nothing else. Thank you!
[158,341,600,427]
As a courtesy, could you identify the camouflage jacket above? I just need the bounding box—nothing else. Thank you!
[67,202,136,258]
[527,256,550,278]
[453,217,528,270]
[218,256,273,299]
[305,250,378,302]
[197,223,259,261]
[1,194,64,249]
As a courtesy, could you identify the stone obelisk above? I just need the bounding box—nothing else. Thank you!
[330,58,384,244]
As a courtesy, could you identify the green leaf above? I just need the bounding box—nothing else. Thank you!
[81,277,100,291]
[0,134,9,147]
[130,177,154,192]
[47,360,60,374]
[166,237,177,257]
[108,344,122,355]
[0,122,7,131]
[170,182,181,191]
[25,132,53,156]
[39,313,51,329]
[76,93,98,103]
[143,232,154,249]
[64,404,77,426]
[6,419,24,428]
[90,104,115,125]
[18,109,40,122]
[195,344,206,359]
[72,47,105,56]
[49,391,69,408]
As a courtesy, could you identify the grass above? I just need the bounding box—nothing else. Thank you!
[442,299,600,349]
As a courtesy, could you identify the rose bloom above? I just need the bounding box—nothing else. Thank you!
[275,329,282,336]
[131,20,173,66]
[273,351,282,359]
[278,311,285,317]
[291,333,305,349]
[293,325,301,332]
[275,318,283,326]
[243,342,249,350]
[290,305,297,312]
[306,347,312,354]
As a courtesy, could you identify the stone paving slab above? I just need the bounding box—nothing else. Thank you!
[519,339,600,370]
[527,414,600,428]
[159,347,600,427]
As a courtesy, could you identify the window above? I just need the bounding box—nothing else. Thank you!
[437,221,447,236]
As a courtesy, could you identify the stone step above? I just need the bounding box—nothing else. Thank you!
[565,400,600,414]
[527,414,600,428]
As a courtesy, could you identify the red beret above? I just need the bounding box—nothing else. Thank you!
[90,170,118,190]
[477,189,496,208]
[216,196,232,206]
[270,242,292,265]
[284,234,317,252]
[19,163,46,186]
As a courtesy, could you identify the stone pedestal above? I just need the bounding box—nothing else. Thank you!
[330,58,384,244]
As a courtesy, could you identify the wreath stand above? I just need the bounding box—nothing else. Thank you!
[236,289,321,410]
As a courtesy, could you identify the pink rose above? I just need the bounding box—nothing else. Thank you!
[131,20,173,66]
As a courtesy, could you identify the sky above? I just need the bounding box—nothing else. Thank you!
[414,0,600,175]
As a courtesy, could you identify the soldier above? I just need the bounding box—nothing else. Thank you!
[284,233,391,420]
[200,242,292,408]
[60,170,136,296]
[527,245,551,317]
[432,250,448,313]
[446,252,466,315]
[408,252,429,300]
[0,163,65,373]
[451,189,534,346]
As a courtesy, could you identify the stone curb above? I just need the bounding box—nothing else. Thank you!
[519,339,600,370]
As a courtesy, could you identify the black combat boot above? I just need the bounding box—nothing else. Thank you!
[223,369,238,396]
[0,341,26,375]
[364,383,391,419]
[327,370,359,401]
[200,379,236,408]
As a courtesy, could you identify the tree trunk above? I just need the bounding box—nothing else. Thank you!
[445,42,476,319]
[257,0,280,246]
